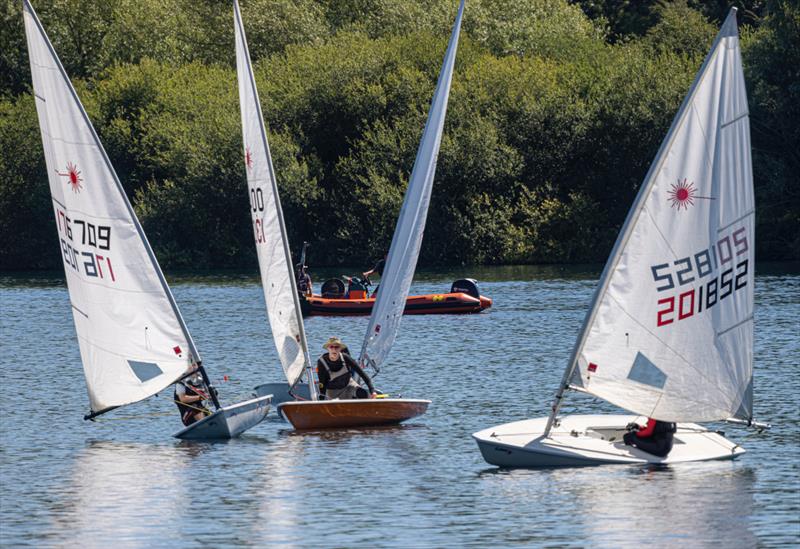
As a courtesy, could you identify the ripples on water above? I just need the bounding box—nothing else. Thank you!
[1,265,798,547]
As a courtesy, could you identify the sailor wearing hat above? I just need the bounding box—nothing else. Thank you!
[317,337,376,400]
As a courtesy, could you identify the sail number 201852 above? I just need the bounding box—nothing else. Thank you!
[55,206,115,281]
[651,225,750,327]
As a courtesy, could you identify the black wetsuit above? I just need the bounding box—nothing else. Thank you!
[317,352,375,397]
[623,419,676,457]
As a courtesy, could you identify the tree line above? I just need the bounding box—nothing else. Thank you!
[1,0,797,270]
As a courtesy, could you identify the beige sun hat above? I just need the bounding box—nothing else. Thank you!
[322,336,345,349]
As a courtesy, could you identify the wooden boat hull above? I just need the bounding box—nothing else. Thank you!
[277,398,430,430]
[301,292,492,316]
[173,394,272,440]
[473,414,745,468]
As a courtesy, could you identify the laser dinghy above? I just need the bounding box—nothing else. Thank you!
[23,0,271,439]
[474,8,768,467]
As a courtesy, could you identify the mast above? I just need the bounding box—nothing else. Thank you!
[233,0,317,400]
[358,0,464,373]
[543,8,740,437]
[23,0,214,416]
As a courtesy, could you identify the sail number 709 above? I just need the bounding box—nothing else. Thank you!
[55,207,116,282]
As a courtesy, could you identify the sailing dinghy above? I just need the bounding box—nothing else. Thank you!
[23,0,271,440]
[232,0,319,409]
[474,8,768,467]
[278,0,466,429]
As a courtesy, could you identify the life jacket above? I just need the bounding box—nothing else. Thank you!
[319,354,356,391]
[174,381,207,425]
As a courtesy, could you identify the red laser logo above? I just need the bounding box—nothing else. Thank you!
[57,162,83,193]
[668,178,713,210]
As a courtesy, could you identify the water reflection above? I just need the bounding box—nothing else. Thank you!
[568,464,758,547]
[474,462,757,546]
[279,422,428,439]
[252,431,303,545]
[45,441,205,546]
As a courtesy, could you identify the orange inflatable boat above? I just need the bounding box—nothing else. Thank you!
[300,278,492,316]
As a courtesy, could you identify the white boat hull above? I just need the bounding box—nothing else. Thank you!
[473,414,745,468]
[173,394,272,440]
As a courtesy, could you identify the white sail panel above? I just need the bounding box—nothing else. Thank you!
[23,0,194,413]
[568,10,754,423]
[359,0,464,372]
[234,0,309,388]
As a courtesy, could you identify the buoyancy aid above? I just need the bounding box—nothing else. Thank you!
[174,381,208,425]
[319,354,357,391]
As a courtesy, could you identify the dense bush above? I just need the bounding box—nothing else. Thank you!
[0,0,797,270]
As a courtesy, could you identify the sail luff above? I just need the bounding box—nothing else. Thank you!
[23,0,200,413]
[358,0,464,372]
[233,0,312,391]
[545,8,743,434]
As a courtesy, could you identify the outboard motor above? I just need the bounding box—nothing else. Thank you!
[450,278,480,299]
[321,278,346,298]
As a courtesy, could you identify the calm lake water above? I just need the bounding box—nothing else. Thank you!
[1,265,798,547]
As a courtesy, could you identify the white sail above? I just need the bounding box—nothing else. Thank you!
[359,0,464,372]
[234,0,310,389]
[23,0,196,414]
[565,9,754,423]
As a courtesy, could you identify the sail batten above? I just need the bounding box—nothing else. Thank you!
[23,0,197,413]
[234,0,311,389]
[359,0,464,372]
[554,8,754,424]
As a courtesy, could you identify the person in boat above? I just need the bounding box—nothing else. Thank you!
[362,255,386,280]
[174,371,211,426]
[297,265,312,297]
[317,337,377,400]
[623,418,677,458]
[362,254,387,297]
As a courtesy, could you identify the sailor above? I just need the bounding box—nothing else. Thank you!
[623,418,677,457]
[362,254,387,280]
[317,337,376,400]
[174,371,211,426]
[362,254,387,297]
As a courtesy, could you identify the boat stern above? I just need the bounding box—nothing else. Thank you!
[173,394,272,440]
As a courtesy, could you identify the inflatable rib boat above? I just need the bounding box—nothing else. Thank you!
[300,278,492,316]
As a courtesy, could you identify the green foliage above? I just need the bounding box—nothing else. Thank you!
[743,0,800,259]
[643,1,716,57]
[0,94,58,269]
[1,0,797,270]
[466,0,602,57]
